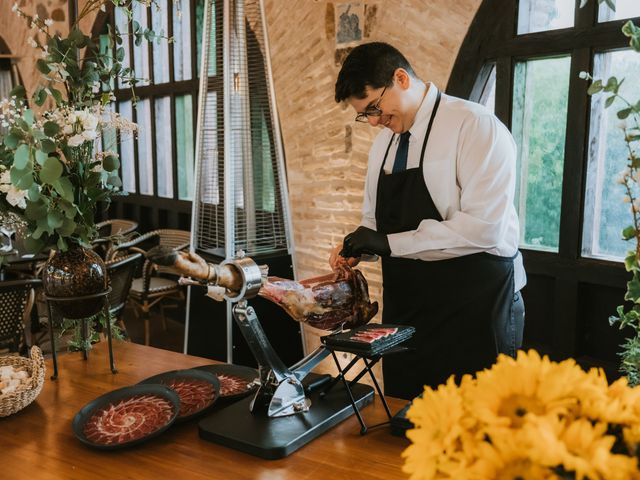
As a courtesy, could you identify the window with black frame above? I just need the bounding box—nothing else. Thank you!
[459,0,640,260]
[448,0,640,366]
[101,0,212,206]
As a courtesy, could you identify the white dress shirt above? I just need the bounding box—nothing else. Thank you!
[361,83,526,291]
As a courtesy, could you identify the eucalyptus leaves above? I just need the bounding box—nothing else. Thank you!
[0,97,135,253]
[0,0,170,254]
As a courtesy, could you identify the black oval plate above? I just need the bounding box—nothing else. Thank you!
[193,364,259,401]
[138,369,220,422]
[72,384,180,450]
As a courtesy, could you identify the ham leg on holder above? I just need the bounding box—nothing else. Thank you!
[146,247,378,331]
[259,267,378,330]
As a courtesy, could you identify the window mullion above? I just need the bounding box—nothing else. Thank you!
[494,56,513,129]
[575,0,597,29]
[558,47,591,259]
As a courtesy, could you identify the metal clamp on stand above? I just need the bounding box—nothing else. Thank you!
[44,287,116,380]
[222,254,325,417]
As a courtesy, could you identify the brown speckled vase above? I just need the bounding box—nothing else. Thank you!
[42,246,107,319]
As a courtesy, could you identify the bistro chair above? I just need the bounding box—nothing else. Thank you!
[0,278,41,354]
[93,219,139,260]
[96,219,139,237]
[105,252,143,337]
[107,229,190,346]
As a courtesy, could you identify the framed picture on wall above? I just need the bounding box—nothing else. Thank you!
[335,3,364,47]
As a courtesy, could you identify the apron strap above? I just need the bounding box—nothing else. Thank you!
[418,90,441,170]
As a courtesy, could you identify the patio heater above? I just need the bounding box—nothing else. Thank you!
[185,0,303,367]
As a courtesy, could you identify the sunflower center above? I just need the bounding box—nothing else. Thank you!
[497,394,545,428]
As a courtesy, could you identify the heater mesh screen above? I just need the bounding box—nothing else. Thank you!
[194,0,289,257]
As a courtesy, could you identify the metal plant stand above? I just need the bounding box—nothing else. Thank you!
[44,287,116,380]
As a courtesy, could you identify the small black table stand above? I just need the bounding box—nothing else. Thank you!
[44,287,117,380]
[321,345,409,435]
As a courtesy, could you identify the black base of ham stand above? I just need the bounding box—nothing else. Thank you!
[198,373,374,459]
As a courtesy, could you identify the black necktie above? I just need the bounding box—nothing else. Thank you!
[392,131,411,173]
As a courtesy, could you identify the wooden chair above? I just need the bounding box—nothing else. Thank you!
[105,252,143,338]
[0,279,41,353]
[107,229,190,346]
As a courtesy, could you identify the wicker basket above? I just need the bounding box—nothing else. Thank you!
[0,346,45,417]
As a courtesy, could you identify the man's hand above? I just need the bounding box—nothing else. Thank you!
[340,226,390,258]
[329,243,360,271]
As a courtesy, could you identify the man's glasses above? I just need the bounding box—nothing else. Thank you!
[355,85,388,123]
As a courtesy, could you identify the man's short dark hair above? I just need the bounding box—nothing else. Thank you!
[334,42,416,103]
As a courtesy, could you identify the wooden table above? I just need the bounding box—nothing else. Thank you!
[2,342,410,479]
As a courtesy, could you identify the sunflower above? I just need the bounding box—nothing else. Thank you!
[467,350,586,430]
[468,430,560,480]
[579,375,640,424]
[403,377,471,479]
[557,418,639,480]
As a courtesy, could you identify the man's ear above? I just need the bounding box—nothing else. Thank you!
[394,68,411,90]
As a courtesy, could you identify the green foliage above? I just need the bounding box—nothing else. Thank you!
[59,311,124,353]
[583,5,640,383]
[0,1,171,255]
[575,1,640,383]
[0,0,172,350]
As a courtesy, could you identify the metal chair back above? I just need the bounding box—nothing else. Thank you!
[106,253,143,320]
[0,279,41,353]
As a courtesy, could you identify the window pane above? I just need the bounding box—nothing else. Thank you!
[173,0,192,81]
[132,2,150,86]
[176,94,194,200]
[115,8,132,89]
[155,96,173,198]
[136,99,154,195]
[118,101,136,193]
[471,63,496,112]
[196,0,205,78]
[152,0,170,84]
[598,0,640,22]
[101,104,118,154]
[512,56,571,251]
[517,0,574,34]
[582,50,640,260]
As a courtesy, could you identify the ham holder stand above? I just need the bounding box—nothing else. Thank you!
[153,250,386,459]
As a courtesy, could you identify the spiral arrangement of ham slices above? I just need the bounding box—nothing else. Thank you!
[161,378,216,418]
[83,394,175,446]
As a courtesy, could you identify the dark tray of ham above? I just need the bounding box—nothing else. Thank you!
[321,324,416,356]
[138,369,220,422]
[72,384,180,450]
[193,364,259,401]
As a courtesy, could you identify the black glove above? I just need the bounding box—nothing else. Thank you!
[339,226,391,258]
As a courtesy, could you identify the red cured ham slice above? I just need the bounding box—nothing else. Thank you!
[83,394,175,446]
[216,374,251,397]
[162,378,216,418]
[351,327,398,344]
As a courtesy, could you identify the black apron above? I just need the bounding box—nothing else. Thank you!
[378,91,515,400]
